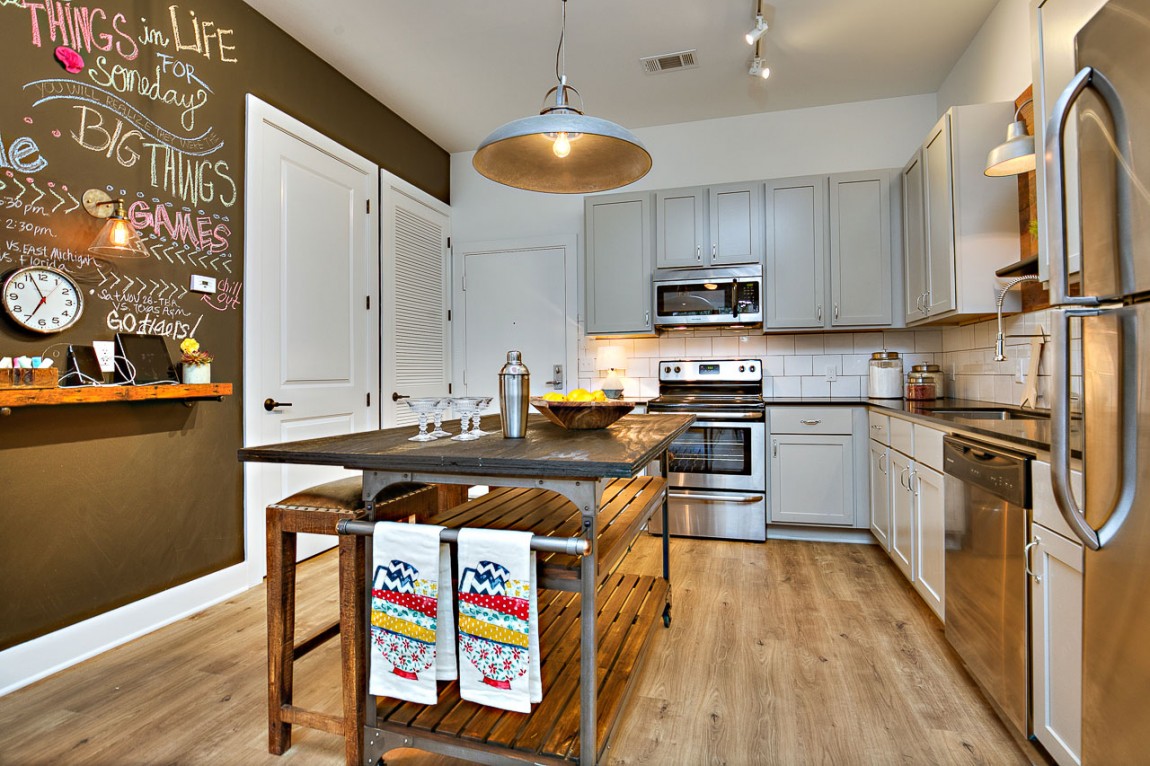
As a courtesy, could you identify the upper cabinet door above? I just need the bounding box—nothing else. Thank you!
[585,192,654,335]
[830,170,892,326]
[708,182,762,266]
[922,113,958,316]
[902,151,928,320]
[1033,0,1107,284]
[765,176,827,328]
[655,187,706,268]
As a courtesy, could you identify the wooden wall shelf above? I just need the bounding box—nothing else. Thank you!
[0,383,232,411]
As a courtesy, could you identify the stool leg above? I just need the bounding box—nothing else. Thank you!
[338,534,366,766]
[267,509,296,755]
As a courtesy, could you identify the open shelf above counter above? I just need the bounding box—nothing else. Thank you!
[0,383,232,411]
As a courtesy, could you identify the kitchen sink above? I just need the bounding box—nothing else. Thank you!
[922,407,1049,421]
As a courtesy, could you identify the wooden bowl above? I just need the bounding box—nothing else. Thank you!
[530,398,635,430]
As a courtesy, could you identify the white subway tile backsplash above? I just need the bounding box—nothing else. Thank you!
[658,336,687,358]
[793,335,825,355]
[784,355,814,376]
[774,377,802,397]
[682,337,713,357]
[915,330,943,353]
[762,357,786,377]
[853,332,885,353]
[800,377,830,397]
[830,376,862,398]
[632,338,660,358]
[882,330,916,353]
[842,354,870,376]
[711,336,741,357]
[766,335,795,356]
[822,334,855,354]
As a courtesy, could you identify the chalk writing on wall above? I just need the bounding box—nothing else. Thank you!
[1,1,243,345]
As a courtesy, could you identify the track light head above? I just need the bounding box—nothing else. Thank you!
[748,58,770,79]
[745,15,767,45]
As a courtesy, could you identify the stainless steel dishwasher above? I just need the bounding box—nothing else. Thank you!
[942,435,1032,740]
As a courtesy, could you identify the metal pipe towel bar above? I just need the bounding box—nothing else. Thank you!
[336,519,591,557]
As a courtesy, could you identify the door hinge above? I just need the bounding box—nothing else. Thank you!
[447,236,451,249]
[366,295,371,310]
[366,392,371,407]
[366,199,371,214]
[447,309,452,321]
[448,382,453,394]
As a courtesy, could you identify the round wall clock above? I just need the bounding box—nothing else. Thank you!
[2,266,84,334]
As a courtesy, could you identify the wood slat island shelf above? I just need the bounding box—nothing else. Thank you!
[0,383,232,410]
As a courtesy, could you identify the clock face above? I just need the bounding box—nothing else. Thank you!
[2,266,85,334]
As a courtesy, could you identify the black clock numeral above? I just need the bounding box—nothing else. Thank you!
[61,309,70,317]
[65,299,74,307]
[36,273,48,281]
[61,288,71,296]
[8,292,16,301]
[51,317,60,325]
[36,318,46,327]
[13,280,25,290]
[12,304,22,314]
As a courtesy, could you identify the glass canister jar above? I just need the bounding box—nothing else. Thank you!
[905,371,938,401]
[911,363,945,399]
[867,351,903,399]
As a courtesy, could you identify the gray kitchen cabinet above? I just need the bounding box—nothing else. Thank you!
[902,103,1021,325]
[1032,0,1107,283]
[912,463,945,620]
[1029,523,1084,766]
[584,192,654,335]
[868,438,891,550]
[655,183,761,269]
[1029,459,1084,766]
[768,407,862,527]
[889,449,915,581]
[766,170,897,329]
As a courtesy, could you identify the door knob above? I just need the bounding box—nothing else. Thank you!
[391,392,409,402]
[264,398,293,411]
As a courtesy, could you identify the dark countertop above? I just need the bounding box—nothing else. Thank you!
[762,396,1067,455]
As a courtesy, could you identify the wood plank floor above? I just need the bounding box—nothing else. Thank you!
[0,538,1029,765]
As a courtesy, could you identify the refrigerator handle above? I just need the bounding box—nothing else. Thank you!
[1045,65,1114,307]
[1051,306,1137,551]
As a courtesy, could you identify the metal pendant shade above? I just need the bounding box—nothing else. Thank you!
[472,0,652,194]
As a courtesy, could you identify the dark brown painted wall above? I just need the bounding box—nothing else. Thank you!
[0,0,448,650]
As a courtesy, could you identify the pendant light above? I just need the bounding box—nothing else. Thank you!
[984,98,1036,177]
[472,0,652,194]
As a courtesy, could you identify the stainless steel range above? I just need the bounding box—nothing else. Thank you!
[647,359,766,541]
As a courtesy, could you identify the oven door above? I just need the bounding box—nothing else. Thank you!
[662,417,765,491]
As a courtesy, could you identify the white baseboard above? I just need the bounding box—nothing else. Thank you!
[766,525,877,544]
[0,563,252,697]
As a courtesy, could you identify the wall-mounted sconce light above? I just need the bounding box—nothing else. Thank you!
[985,98,1036,177]
[82,189,149,258]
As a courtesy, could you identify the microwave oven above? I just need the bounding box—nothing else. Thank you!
[652,266,763,328]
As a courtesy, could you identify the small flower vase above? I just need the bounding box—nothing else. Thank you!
[182,363,210,384]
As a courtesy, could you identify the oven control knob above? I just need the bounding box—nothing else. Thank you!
[739,365,745,372]
[664,365,671,373]
[750,365,756,373]
[673,366,681,373]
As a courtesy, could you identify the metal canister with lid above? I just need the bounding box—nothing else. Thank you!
[867,351,903,399]
[910,363,944,399]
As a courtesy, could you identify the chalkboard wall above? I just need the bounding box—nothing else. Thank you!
[0,0,448,650]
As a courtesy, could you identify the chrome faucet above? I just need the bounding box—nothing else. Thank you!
[995,275,1042,361]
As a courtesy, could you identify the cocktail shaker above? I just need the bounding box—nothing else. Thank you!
[499,350,530,438]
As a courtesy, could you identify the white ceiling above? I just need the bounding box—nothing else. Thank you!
[243,0,1001,155]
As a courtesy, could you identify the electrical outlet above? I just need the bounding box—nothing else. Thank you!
[92,340,115,373]
[825,365,837,382]
[190,274,216,293]
[1016,358,1026,384]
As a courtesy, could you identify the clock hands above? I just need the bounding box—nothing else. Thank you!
[24,278,62,321]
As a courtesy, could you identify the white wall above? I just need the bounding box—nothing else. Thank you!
[450,94,938,245]
[937,0,1032,112]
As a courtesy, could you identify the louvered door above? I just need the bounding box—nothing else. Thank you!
[380,172,451,427]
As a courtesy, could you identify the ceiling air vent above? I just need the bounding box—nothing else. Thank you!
[641,50,698,74]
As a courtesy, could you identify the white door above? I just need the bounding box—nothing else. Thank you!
[243,96,379,582]
[453,238,577,403]
[380,173,451,428]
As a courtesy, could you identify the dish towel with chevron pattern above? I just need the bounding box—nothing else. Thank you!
[369,522,456,705]
[457,528,541,712]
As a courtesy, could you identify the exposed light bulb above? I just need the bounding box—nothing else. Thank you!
[110,219,130,246]
[760,65,770,80]
[553,131,571,158]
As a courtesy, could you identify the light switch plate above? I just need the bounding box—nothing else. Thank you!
[190,274,216,293]
[92,340,115,373]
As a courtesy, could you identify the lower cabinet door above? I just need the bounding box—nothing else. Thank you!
[868,439,891,549]
[888,451,914,580]
[769,434,854,526]
[912,464,945,620]
[1030,524,1084,766]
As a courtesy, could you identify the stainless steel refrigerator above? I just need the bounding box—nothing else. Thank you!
[1046,1,1150,762]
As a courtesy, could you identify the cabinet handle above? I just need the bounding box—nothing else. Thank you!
[772,439,778,458]
[912,471,920,497]
[924,290,932,315]
[696,245,702,261]
[800,419,821,425]
[712,244,717,257]
[1024,536,1042,583]
[833,303,839,320]
[644,311,650,326]
[817,305,823,322]
[879,451,888,474]
[899,465,910,489]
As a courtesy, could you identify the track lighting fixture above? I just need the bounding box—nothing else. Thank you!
[748,58,770,79]
[745,15,767,45]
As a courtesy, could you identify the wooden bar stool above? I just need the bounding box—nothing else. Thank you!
[266,477,437,766]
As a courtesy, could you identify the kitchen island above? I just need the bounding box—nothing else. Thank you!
[239,412,694,766]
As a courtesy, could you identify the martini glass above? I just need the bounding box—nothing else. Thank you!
[469,395,495,436]
[451,397,481,441]
[404,397,440,441]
